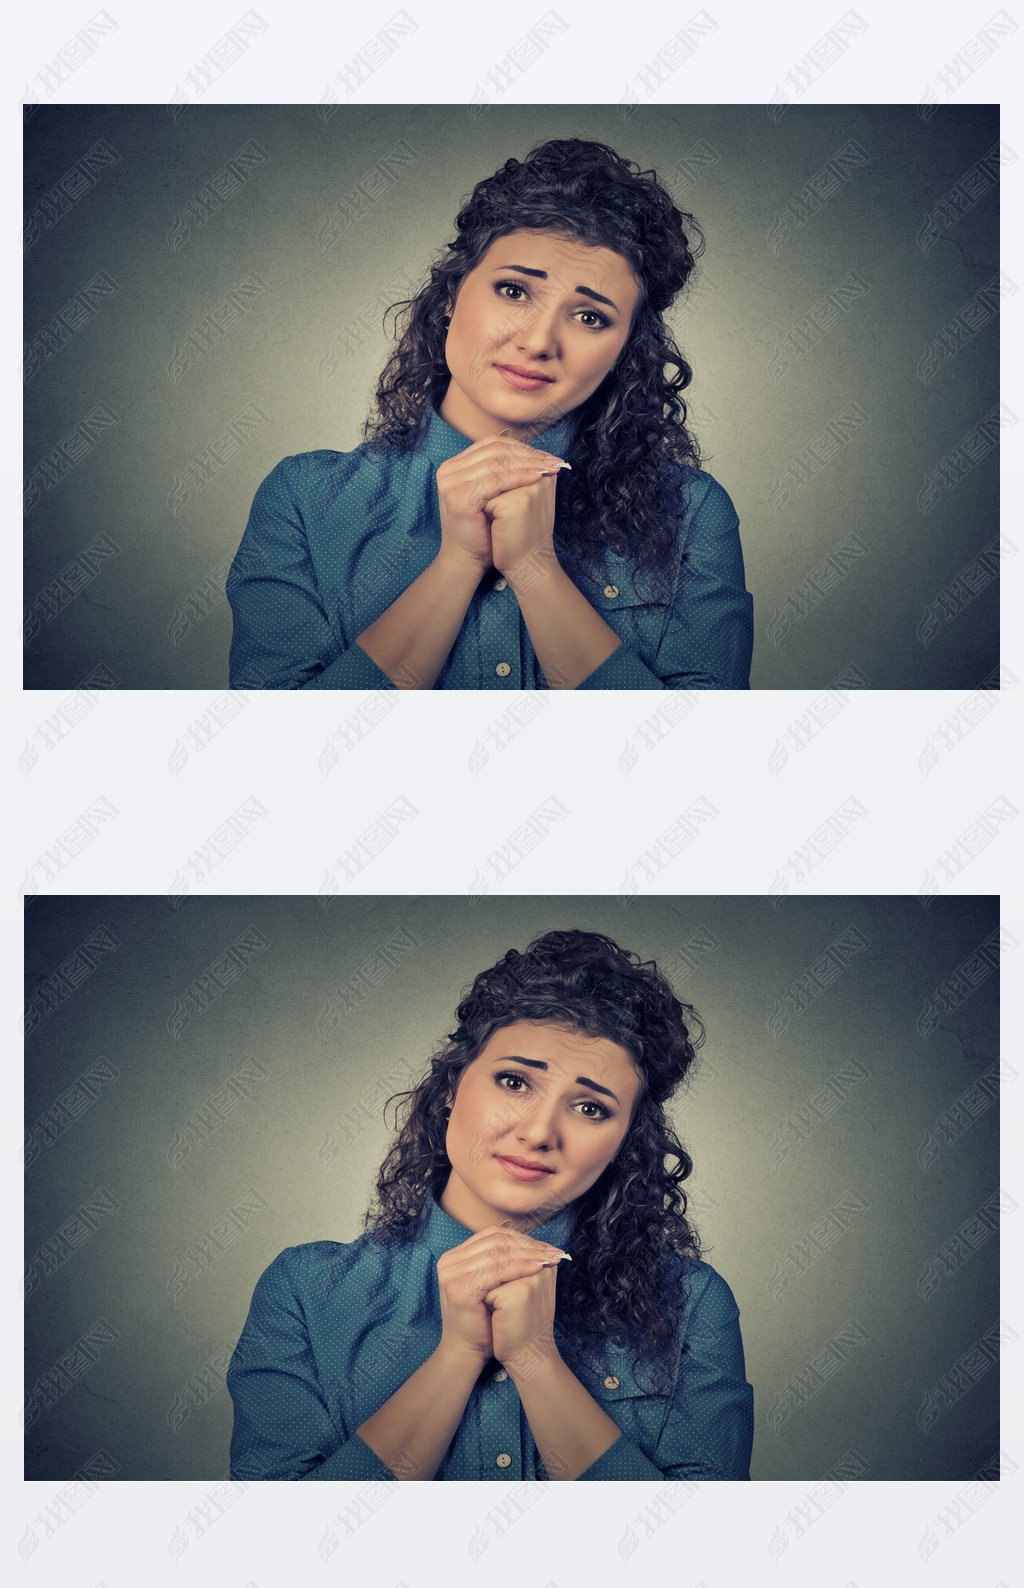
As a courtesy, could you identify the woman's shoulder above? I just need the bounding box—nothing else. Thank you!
[254,1230,425,1292]
[253,1233,378,1287]
[674,1254,743,1320]
[259,442,377,481]
[252,439,425,503]
[674,464,739,523]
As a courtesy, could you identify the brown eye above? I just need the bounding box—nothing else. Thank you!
[495,1071,529,1092]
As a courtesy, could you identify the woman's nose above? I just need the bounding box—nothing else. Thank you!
[516,1100,559,1148]
[514,304,559,358]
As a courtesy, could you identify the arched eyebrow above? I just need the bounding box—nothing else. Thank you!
[499,1054,620,1104]
[497,264,619,313]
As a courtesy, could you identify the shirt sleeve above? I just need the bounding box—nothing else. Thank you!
[577,472,753,690]
[227,458,396,691]
[227,1248,394,1481]
[577,1266,754,1481]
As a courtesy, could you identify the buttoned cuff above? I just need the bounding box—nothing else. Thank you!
[301,1434,396,1480]
[301,644,396,691]
[577,1434,664,1480]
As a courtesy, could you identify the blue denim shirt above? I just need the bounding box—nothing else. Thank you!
[227,1200,754,1481]
[226,409,753,690]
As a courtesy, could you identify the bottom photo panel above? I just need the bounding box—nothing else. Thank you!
[25,894,1002,1494]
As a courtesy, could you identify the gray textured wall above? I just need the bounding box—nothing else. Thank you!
[24,104,999,690]
[25,895,1000,1481]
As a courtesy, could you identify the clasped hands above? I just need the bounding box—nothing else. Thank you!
[434,434,568,586]
[436,1224,569,1375]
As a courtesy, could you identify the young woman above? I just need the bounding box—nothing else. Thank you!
[227,139,753,689]
[227,929,754,1480]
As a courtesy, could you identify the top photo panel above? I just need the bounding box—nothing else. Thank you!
[24,103,1004,691]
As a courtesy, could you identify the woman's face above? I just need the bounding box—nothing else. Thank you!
[438,229,641,442]
[440,1020,642,1232]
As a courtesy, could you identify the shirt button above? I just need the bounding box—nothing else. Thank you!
[493,1368,508,1382]
[493,577,508,592]
[496,1452,511,1468]
[495,662,511,677]
[604,1375,620,1389]
[603,584,619,599]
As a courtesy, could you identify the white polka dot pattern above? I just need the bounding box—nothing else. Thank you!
[226,1200,754,1481]
[226,408,753,689]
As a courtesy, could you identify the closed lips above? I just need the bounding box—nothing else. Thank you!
[495,364,555,381]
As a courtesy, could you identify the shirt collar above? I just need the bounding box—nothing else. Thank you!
[420,1196,573,1260]
[419,404,573,469]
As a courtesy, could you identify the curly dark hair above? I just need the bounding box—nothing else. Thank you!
[364,138,705,595]
[365,928,705,1389]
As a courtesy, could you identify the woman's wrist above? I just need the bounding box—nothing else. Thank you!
[504,1341,564,1391]
[432,544,491,587]
[432,1336,491,1376]
[496,542,559,596]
